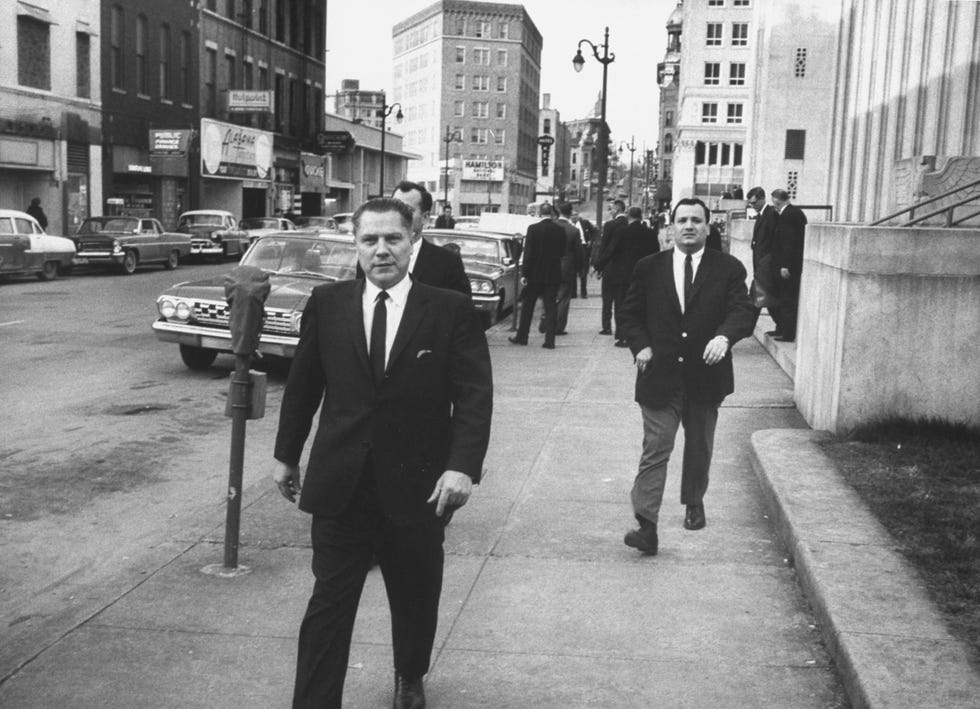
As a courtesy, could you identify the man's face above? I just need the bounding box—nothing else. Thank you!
[392,188,426,241]
[746,195,765,213]
[355,209,413,289]
[672,204,709,254]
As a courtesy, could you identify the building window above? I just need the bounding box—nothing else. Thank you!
[694,141,743,166]
[472,48,489,65]
[180,32,192,103]
[454,100,464,117]
[543,118,551,134]
[494,130,505,145]
[226,54,236,92]
[471,127,488,144]
[76,32,91,98]
[495,76,506,92]
[795,47,807,77]
[785,129,806,159]
[706,23,722,46]
[244,60,253,89]
[704,62,720,85]
[701,103,718,124]
[663,133,673,153]
[455,18,465,35]
[472,75,489,91]
[708,0,724,5]
[734,0,750,6]
[18,16,51,90]
[159,24,172,100]
[727,103,743,123]
[496,103,506,119]
[665,110,673,127]
[496,49,507,66]
[787,170,799,199]
[729,62,746,86]
[473,101,488,118]
[455,46,465,63]
[110,5,124,90]
[497,21,508,39]
[259,0,268,34]
[732,23,748,46]
[259,64,268,90]
[662,159,672,180]
[571,169,577,180]
[455,74,465,90]
[476,20,490,38]
[135,15,148,95]
[205,47,217,116]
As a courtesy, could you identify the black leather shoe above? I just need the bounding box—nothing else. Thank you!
[556,330,568,335]
[599,328,612,335]
[508,336,527,345]
[624,518,658,555]
[393,672,425,709]
[542,342,555,349]
[614,339,629,348]
[765,330,781,337]
[684,504,706,530]
[773,335,795,342]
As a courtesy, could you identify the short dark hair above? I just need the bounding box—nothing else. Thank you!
[539,202,554,217]
[771,188,790,201]
[352,197,414,234]
[627,206,643,220]
[746,187,766,201]
[671,198,710,223]
[557,201,573,217]
[392,180,433,213]
[613,199,626,212]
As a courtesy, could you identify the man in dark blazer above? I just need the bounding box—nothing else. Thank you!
[538,201,583,335]
[618,198,756,555]
[595,206,660,347]
[356,181,471,298]
[770,188,808,342]
[509,202,566,349]
[746,186,779,329]
[594,199,628,336]
[273,197,493,708]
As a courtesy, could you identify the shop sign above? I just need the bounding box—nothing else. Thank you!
[315,131,355,153]
[200,118,273,180]
[227,90,273,113]
[149,129,191,156]
[462,159,503,181]
[128,164,152,173]
[300,153,326,189]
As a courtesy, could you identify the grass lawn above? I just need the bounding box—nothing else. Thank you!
[818,418,980,661]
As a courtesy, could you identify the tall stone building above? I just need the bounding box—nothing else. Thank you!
[392,0,541,215]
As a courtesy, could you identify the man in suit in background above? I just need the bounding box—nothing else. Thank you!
[539,201,583,335]
[595,199,629,336]
[770,188,808,342]
[746,186,779,329]
[618,198,756,555]
[273,197,493,708]
[509,202,565,349]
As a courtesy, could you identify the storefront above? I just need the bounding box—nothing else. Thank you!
[199,118,273,217]
[108,145,154,218]
[148,129,192,229]
[0,118,59,226]
[299,152,327,215]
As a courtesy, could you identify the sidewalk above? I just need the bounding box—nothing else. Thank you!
[2,291,848,708]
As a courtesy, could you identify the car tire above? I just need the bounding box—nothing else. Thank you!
[120,250,138,275]
[179,345,218,370]
[38,261,60,281]
[164,250,179,270]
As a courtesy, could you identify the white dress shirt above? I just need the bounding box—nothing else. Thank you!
[672,246,705,314]
[363,274,412,369]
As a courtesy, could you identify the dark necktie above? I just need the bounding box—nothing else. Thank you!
[370,291,389,385]
[684,254,693,308]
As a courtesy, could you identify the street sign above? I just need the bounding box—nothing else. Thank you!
[227,90,273,113]
[316,131,355,153]
[537,134,555,146]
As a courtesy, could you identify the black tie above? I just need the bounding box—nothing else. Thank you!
[370,291,388,385]
[684,254,693,308]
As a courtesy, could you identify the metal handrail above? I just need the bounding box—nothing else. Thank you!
[870,177,980,226]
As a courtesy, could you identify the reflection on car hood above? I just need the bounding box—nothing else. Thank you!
[462,260,506,279]
[161,273,323,310]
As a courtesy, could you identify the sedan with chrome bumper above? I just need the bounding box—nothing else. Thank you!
[73,216,191,274]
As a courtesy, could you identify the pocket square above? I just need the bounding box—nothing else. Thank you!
[417,349,433,358]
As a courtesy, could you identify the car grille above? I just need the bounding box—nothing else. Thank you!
[191,300,294,335]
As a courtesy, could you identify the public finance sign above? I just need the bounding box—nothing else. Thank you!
[462,159,503,181]
[149,129,191,156]
[200,119,273,180]
[227,90,273,113]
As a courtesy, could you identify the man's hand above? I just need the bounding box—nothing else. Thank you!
[703,336,730,366]
[780,267,791,279]
[427,470,473,517]
[634,346,653,373]
[274,462,301,503]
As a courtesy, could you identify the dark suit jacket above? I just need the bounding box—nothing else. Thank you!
[772,204,807,284]
[274,279,493,524]
[598,221,660,284]
[356,237,471,297]
[556,217,583,281]
[522,218,565,285]
[594,214,627,269]
[620,248,757,408]
[751,205,778,286]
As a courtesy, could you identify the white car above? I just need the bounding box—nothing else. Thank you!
[0,209,76,280]
[240,216,297,244]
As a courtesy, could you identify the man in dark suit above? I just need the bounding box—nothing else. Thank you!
[357,181,471,298]
[770,188,808,342]
[618,198,757,555]
[576,215,597,298]
[539,201,583,335]
[594,199,628,336]
[746,186,779,329]
[596,206,659,347]
[509,202,565,349]
[273,197,493,708]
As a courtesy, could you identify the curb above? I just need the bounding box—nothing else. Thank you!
[750,428,980,708]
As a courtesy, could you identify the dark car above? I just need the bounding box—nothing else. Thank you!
[422,228,521,327]
[176,210,250,260]
[73,216,192,274]
[152,232,358,369]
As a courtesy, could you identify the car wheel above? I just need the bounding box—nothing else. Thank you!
[497,290,507,320]
[38,261,60,281]
[120,250,138,275]
[164,250,179,270]
[179,345,218,370]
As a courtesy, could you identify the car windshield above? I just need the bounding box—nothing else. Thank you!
[424,234,500,264]
[79,218,139,234]
[179,214,225,228]
[293,216,333,228]
[240,218,279,230]
[244,236,358,281]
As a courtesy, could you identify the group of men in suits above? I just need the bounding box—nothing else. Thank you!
[746,186,808,342]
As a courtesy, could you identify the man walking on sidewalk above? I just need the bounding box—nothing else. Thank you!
[618,198,756,554]
[594,199,628,337]
[538,201,583,335]
[510,202,565,349]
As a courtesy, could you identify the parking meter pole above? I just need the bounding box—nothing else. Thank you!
[224,354,250,569]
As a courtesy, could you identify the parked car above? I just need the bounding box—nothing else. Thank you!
[292,215,338,233]
[152,232,358,369]
[240,216,297,244]
[73,216,192,274]
[0,209,76,281]
[422,228,521,327]
[332,212,354,234]
[176,210,250,259]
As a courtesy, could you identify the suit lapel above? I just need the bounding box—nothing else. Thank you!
[664,249,682,314]
[344,280,372,380]
[387,281,427,373]
[686,249,714,308]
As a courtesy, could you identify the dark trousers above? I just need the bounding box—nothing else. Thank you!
[771,275,800,339]
[601,278,627,336]
[516,282,558,345]
[540,278,574,334]
[631,387,719,524]
[293,470,445,709]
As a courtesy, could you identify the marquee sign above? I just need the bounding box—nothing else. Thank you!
[200,119,273,180]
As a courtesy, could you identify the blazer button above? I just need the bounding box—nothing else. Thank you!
[678,356,684,362]
[681,332,688,338]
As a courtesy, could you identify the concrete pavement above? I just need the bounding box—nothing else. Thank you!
[2,288,969,707]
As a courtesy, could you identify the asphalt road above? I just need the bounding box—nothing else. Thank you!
[0,260,289,630]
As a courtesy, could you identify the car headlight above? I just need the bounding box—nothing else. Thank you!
[174,301,192,321]
[112,240,123,254]
[158,297,176,318]
[470,279,494,294]
[290,311,303,334]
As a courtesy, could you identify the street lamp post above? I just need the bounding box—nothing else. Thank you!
[573,26,615,232]
[442,125,462,208]
[378,96,403,198]
[618,136,636,206]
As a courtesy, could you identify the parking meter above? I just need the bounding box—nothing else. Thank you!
[223,265,270,355]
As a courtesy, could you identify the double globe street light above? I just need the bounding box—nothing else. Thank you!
[378,97,403,198]
[573,26,615,230]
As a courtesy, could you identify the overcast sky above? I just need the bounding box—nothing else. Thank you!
[326,0,676,154]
